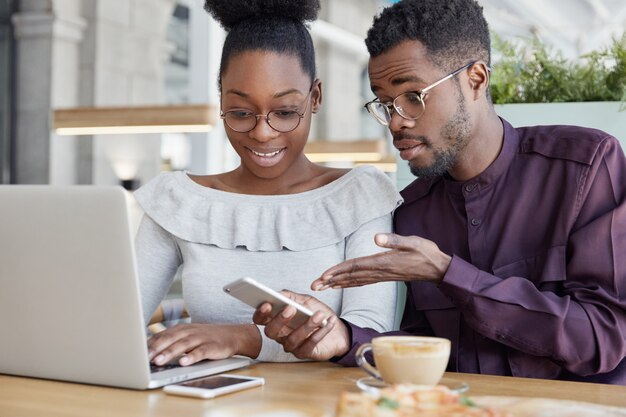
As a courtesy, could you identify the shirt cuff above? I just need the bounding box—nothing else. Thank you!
[332,319,380,367]
[438,255,481,309]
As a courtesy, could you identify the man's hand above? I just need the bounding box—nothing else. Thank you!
[253,291,351,361]
[312,233,451,290]
[147,323,261,366]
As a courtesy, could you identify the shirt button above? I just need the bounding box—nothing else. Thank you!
[471,218,481,226]
[464,184,476,193]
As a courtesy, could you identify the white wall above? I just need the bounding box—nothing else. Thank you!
[86,0,176,187]
[315,0,382,142]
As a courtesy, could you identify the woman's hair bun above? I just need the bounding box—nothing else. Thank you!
[204,0,321,31]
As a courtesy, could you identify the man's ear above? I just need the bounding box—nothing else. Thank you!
[311,79,322,113]
[467,62,490,101]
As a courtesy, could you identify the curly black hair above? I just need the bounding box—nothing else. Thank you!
[204,0,321,89]
[365,0,490,71]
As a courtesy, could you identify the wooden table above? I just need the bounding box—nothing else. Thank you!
[1,362,625,416]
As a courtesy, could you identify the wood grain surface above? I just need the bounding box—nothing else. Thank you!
[1,362,625,417]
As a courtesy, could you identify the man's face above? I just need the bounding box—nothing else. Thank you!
[367,40,473,179]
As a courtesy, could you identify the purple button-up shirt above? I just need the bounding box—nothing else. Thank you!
[339,119,626,384]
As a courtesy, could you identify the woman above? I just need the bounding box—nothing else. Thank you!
[134,0,402,366]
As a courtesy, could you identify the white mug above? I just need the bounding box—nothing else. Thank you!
[355,336,451,385]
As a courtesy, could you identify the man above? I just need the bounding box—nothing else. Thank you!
[253,0,626,383]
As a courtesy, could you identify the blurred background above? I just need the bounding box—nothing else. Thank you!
[0,0,624,190]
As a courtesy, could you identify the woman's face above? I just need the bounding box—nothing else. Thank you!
[220,51,321,181]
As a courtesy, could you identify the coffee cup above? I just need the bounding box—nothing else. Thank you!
[355,336,451,386]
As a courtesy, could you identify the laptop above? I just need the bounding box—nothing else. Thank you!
[0,185,251,389]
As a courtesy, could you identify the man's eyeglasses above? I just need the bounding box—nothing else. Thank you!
[364,61,480,126]
[221,89,313,133]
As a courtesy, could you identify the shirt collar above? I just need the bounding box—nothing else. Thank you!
[444,118,518,195]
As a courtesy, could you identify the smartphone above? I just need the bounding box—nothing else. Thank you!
[223,277,327,328]
[163,374,264,399]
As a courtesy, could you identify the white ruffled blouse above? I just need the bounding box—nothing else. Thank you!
[134,165,403,362]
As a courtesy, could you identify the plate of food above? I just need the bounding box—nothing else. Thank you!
[337,384,626,417]
[338,384,509,417]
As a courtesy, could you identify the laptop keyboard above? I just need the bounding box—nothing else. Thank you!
[150,362,182,373]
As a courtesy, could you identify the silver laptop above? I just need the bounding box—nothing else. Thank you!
[0,185,251,389]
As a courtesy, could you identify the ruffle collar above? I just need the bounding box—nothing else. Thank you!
[134,166,402,252]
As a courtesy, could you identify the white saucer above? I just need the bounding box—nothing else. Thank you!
[356,376,469,395]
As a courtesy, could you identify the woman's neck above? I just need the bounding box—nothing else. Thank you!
[193,159,347,196]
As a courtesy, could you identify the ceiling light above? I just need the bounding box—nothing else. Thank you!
[53,105,215,136]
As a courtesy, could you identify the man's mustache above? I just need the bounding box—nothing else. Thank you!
[392,134,431,146]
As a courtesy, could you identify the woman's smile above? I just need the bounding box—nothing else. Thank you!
[245,146,287,167]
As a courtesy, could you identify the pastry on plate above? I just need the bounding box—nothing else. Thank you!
[337,384,511,417]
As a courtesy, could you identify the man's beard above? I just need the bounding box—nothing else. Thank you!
[407,93,471,179]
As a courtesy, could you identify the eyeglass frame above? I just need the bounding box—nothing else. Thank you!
[220,87,314,133]
[364,61,488,126]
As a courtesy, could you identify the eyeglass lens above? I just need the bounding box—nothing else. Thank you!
[368,92,425,125]
[223,110,303,133]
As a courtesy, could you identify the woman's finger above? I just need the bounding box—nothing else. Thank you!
[152,337,196,365]
[281,311,329,353]
[252,302,274,325]
[292,315,338,359]
[262,305,297,339]
[147,326,187,360]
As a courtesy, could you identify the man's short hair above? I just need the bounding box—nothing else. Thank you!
[365,0,491,71]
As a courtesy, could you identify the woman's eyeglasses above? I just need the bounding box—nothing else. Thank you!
[221,89,313,133]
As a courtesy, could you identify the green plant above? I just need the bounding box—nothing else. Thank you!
[490,33,626,109]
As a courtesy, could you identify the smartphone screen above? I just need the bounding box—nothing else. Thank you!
[180,375,253,389]
[163,374,265,398]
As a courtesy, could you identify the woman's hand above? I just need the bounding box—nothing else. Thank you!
[147,323,261,366]
[253,291,350,361]
[311,233,452,290]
